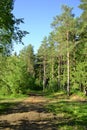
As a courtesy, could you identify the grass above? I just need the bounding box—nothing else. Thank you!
[0,93,28,100]
[45,92,87,130]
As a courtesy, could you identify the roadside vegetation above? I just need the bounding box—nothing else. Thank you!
[45,92,87,130]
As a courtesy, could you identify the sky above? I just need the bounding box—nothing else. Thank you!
[13,0,82,54]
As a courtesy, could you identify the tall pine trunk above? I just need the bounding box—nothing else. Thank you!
[58,56,61,90]
[67,32,70,96]
[43,59,46,92]
[51,57,54,80]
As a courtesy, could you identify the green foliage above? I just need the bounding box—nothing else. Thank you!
[79,0,87,21]
[0,0,29,55]
[35,78,43,90]
[48,78,58,92]
[46,93,87,129]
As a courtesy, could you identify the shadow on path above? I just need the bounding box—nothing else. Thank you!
[0,95,57,130]
[1,94,87,130]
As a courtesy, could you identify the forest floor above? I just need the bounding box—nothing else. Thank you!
[0,93,87,130]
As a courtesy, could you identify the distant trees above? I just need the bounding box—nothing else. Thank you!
[20,44,35,76]
[37,37,49,91]
[19,44,35,91]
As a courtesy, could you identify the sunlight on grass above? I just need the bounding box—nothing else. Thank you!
[46,92,87,129]
[0,94,27,102]
[58,125,86,130]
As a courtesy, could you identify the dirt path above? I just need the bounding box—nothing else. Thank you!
[0,95,57,130]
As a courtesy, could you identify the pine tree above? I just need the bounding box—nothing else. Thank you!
[37,36,49,92]
[51,5,76,96]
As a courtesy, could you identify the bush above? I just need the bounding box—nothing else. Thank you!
[48,79,58,92]
[34,78,43,90]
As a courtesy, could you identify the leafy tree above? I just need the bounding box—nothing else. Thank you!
[79,0,87,21]
[0,55,21,95]
[0,0,28,55]
[0,0,29,95]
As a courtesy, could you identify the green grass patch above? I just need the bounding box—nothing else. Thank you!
[45,91,68,99]
[46,92,87,129]
[0,93,28,101]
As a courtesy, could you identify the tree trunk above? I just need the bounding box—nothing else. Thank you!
[58,56,61,90]
[67,51,70,96]
[43,59,46,92]
[51,59,54,79]
[85,87,87,96]
[67,32,70,96]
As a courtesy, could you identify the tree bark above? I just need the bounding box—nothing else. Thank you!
[43,59,46,92]
[58,56,61,90]
[67,32,70,96]
[51,59,54,79]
